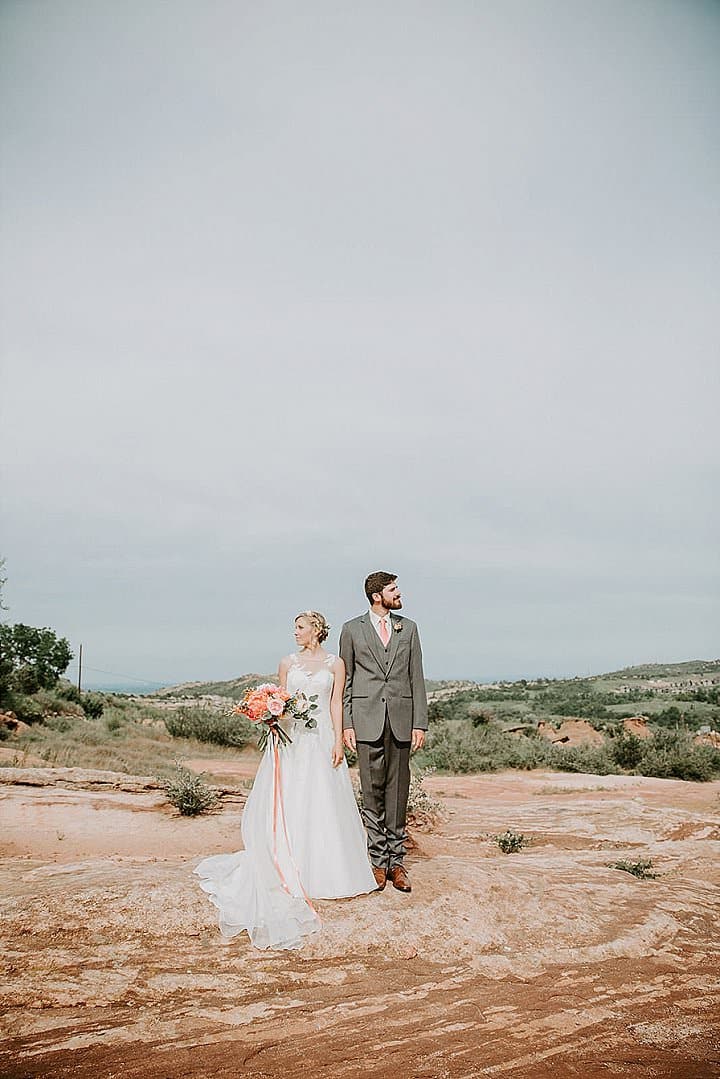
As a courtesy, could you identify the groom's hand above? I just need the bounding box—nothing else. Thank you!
[343,728,356,752]
[411,729,426,752]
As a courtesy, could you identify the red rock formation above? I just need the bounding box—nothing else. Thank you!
[622,716,653,739]
[537,718,605,746]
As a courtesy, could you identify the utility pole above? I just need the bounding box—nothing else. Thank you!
[77,644,83,693]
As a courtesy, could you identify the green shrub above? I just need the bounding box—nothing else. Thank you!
[649,705,711,731]
[44,714,77,733]
[552,742,616,775]
[610,733,644,769]
[387,714,720,783]
[11,695,45,725]
[163,706,255,747]
[495,829,528,854]
[467,703,494,726]
[636,729,720,782]
[611,859,657,880]
[56,681,83,705]
[81,692,105,719]
[163,763,218,816]
[417,720,557,774]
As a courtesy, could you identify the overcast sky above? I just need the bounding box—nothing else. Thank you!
[1,1,718,688]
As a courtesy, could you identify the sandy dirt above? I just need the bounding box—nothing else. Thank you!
[1,764,719,1078]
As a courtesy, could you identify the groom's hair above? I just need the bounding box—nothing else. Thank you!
[365,571,396,602]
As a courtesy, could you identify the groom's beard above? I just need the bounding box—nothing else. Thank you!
[382,598,403,610]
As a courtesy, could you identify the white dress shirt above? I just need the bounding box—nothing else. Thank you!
[369,608,392,644]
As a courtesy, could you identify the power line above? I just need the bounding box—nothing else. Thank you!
[64,663,167,686]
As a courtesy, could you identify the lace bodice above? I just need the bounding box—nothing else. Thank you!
[286,653,335,737]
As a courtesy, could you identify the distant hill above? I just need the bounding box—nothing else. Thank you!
[601,659,720,681]
[150,674,275,701]
[149,659,720,702]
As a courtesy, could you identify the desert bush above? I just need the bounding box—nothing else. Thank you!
[406,767,445,830]
[413,715,720,782]
[105,712,123,734]
[552,742,616,775]
[419,720,559,774]
[467,702,494,725]
[635,729,720,782]
[11,694,46,725]
[52,681,104,718]
[610,733,644,769]
[417,722,491,773]
[55,681,83,705]
[43,713,77,733]
[163,706,254,747]
[163,763,218,816]
[611,858,657,880]
[81,692,105,719]
[495,829,528,854]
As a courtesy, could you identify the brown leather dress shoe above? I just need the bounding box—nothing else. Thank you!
[372,866,387,890]
[388,865,411,892]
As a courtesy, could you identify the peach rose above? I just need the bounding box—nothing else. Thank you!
[267,697,284,717]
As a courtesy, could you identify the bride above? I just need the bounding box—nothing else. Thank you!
[194,610,377,949]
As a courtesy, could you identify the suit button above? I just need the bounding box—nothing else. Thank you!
[381,697,385,702]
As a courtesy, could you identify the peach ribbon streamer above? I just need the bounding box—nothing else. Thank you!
[270,733,320,921]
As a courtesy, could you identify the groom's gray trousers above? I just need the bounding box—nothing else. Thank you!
[356,712,411,869]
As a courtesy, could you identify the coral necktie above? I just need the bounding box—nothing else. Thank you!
[379,617,390,646]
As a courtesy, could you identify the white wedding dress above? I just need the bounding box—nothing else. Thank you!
[194,653,376,949]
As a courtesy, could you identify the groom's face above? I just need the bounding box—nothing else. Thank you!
[378,581,402,610]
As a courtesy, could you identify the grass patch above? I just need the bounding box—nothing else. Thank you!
[11,697,252,776]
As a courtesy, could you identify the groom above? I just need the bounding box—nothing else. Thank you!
[340,572,428,893]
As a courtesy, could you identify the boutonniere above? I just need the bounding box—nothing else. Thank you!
[392,619,402,633]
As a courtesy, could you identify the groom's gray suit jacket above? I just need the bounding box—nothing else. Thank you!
[339,614,428,742]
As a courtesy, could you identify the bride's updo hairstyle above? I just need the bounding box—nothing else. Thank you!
[296,610,330,645]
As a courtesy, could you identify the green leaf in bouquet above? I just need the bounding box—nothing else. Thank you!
[309,694,318,702]
[306,717,317,729]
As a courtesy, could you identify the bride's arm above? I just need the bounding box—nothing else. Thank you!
[330,657,346,768]
[278,656,290,692]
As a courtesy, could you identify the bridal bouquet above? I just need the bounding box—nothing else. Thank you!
[233,683,318,751]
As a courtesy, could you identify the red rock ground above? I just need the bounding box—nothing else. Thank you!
[1,766,719,1077]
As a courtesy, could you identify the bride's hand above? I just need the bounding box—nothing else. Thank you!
[331,741,344,768]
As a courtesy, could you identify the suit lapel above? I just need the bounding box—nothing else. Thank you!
[360,615,386,674]
[385,615,402,675]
